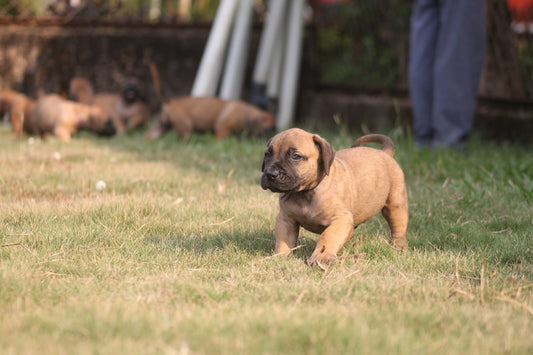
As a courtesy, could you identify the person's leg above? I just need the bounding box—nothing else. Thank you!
[408,0,440,147]
[432,0,487,148]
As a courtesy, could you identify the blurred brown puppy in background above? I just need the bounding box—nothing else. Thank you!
[69,77,150,134]
[145,96,275,140]
[32,94,116,142]
[145,63,275,140]
[0,89,36,138]
[1,89,25,119]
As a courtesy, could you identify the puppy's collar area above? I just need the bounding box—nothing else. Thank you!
[281,186,318,202]
[303,171,328,192]
[281,192,293,201]
[282,172,327,201]
[282,190,312,202]
[300,160,332,193]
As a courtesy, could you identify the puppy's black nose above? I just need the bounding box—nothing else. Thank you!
[100,118,117,137]
[265,168,279,180]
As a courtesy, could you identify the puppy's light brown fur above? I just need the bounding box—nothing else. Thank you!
[261,128,408,269]
[145,96,275,140]
[1,89,25,118]
[68,77,95,104]
[32,94,116,142]
[69,77,150,134]
[0,89,36,137]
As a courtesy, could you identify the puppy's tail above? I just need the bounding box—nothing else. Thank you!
[352,134,395,156]
[149,62,166,103]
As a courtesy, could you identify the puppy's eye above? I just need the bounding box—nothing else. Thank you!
[264,149,272,158]
[292,153,304,161]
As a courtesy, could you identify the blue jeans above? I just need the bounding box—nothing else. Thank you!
[408,0,486,147]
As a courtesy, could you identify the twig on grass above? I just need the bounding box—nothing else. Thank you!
[217,168,235,194]
[1,242,38,257]
[448,288,476,300]
[135,223,148,232]
[480,263,485,305]
[292,289,308,306]
[491,228,511,234]
[1,242,21,247]
[454,255,461,283]
[496,294,533,316]
[21,243,38,257]
[208,216,235,226]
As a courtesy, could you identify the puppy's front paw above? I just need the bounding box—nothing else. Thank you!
[308,252,337,271]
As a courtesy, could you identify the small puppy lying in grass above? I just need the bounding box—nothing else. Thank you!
[145,96,275,140]
[0,89,36,138]
[32,94,116,142]
[145,62,275,140]
[261,128,408,270]
[69,77,150,134]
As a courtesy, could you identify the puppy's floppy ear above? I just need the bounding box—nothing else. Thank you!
[261,138,273,172]
[313,134,335,177]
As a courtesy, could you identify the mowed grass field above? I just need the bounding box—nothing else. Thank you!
[1,125,532,354]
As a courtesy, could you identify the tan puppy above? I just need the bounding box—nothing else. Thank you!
[32,94,116,142]
[10,95,36,137]
[261,128,408,269]
[0,89,36,137]
[145,96,275,140]
[68,77,94,104]
[1,89,25,118]
[69,77,150,134]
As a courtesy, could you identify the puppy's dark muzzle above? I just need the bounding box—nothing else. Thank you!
[264,168,279,181]
[99,118,117,137]
[123,90,137,104]
[261,168,281,191]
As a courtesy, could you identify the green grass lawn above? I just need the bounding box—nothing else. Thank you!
[1,125,532,354]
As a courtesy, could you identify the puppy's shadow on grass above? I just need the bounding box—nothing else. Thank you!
[144,229,274,256]
[144,228,318,263]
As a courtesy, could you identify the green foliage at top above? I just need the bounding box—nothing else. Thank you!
[317,0,413,87]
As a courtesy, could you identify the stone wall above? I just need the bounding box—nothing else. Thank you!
[0,25,211,113]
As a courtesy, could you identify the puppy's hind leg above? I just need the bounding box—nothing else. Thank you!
[112,114,127,135]
[10,101,24,138]
[173,119,193,139]
[214,108,242,139]
[167,109,193,139]
[382,192,408,251]
[54,126,73,142]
